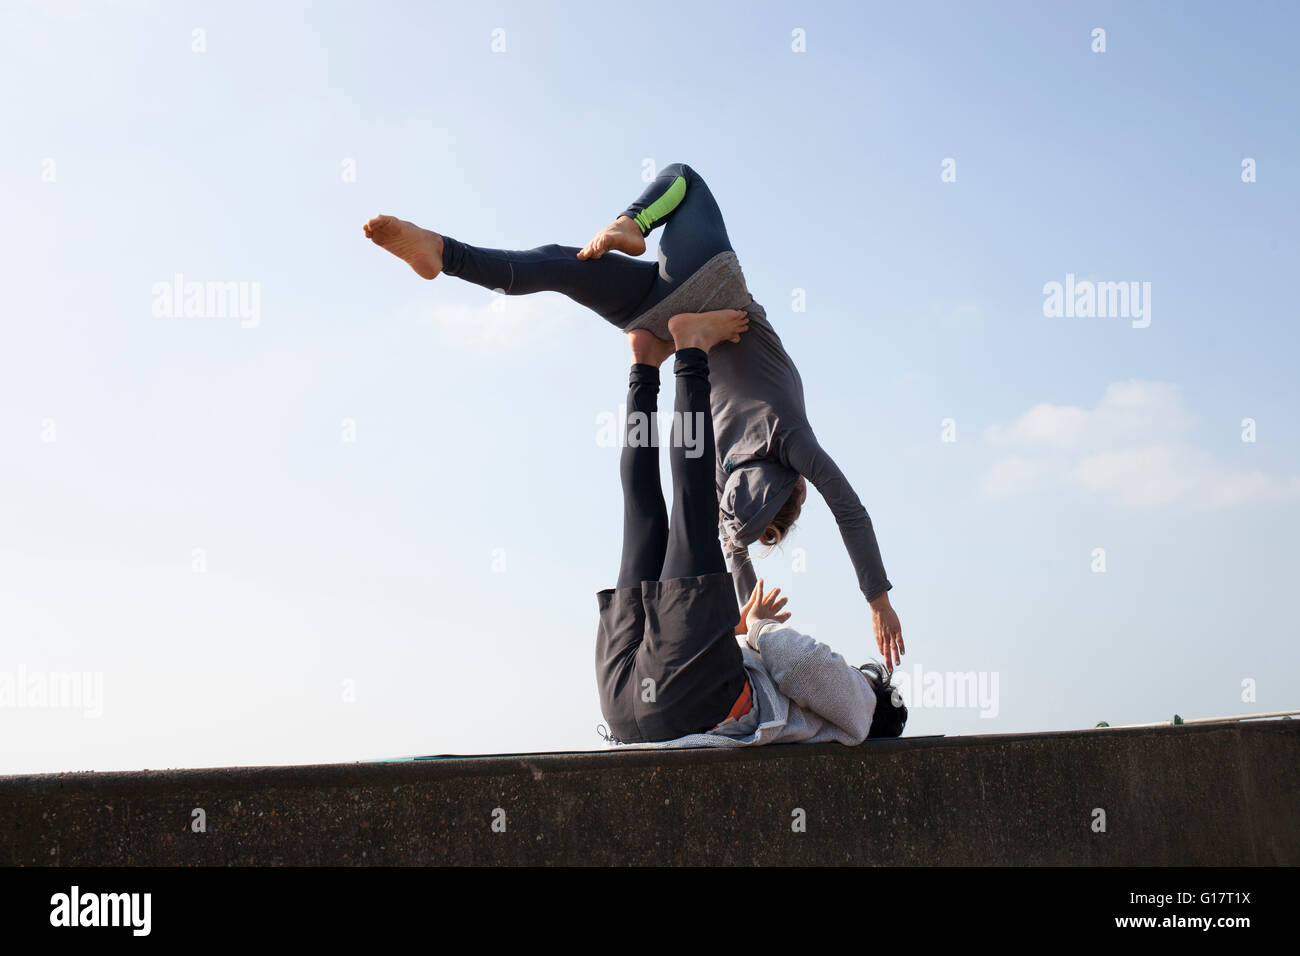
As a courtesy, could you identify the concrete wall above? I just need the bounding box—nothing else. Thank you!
[2,720,1295,865]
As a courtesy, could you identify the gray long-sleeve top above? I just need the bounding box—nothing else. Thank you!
[626,251,892,606]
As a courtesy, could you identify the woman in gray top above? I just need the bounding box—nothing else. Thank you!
[362,163,904,668]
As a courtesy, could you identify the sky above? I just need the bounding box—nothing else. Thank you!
[1,0,1297,774]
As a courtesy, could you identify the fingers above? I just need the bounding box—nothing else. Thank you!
[887,631,902,668]
[753,583,789,624]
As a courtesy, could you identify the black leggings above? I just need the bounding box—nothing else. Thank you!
[616,349,725,588]
[439,163,734,329]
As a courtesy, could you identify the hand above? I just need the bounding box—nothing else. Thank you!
[737,579,791,642]
[870,591,904,670]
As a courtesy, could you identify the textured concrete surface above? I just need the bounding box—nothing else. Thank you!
[2,720,1296,865]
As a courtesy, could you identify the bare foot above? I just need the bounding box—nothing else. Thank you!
[577,216,646,260]
[626,329,676,367]
[667,309,750,353]
[363,214,444,279]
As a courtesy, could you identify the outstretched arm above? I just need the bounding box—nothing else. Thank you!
[718,458,758,604]
[779,427,904,668]
[723,534,758,606]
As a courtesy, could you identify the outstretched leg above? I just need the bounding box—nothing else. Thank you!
[614,331,676,589]
[659,310,749,580]
[363,163,736,332]
[443,239,659,328]
[364,214,658,328]
[614,312,746,588]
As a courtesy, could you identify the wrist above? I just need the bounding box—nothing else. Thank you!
[869,590,892,611]
[745,617,774,649]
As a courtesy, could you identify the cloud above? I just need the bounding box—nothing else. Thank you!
[982,381,1298,508]
[981,456,1048,498]
[986,403,1090,448]
[986,381,1189,449]
[1074,446,1300,508]
[1073,445,1186,506]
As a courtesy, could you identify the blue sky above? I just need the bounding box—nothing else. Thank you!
[1,0,1297,773]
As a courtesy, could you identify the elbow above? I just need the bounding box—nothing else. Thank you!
[845,708,874,744]
[844,683,880,742]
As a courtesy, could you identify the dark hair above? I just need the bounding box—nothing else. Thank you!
[858,662,908,738]
[758,476,807,549]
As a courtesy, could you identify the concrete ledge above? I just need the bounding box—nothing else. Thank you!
[3,721,1296,865]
